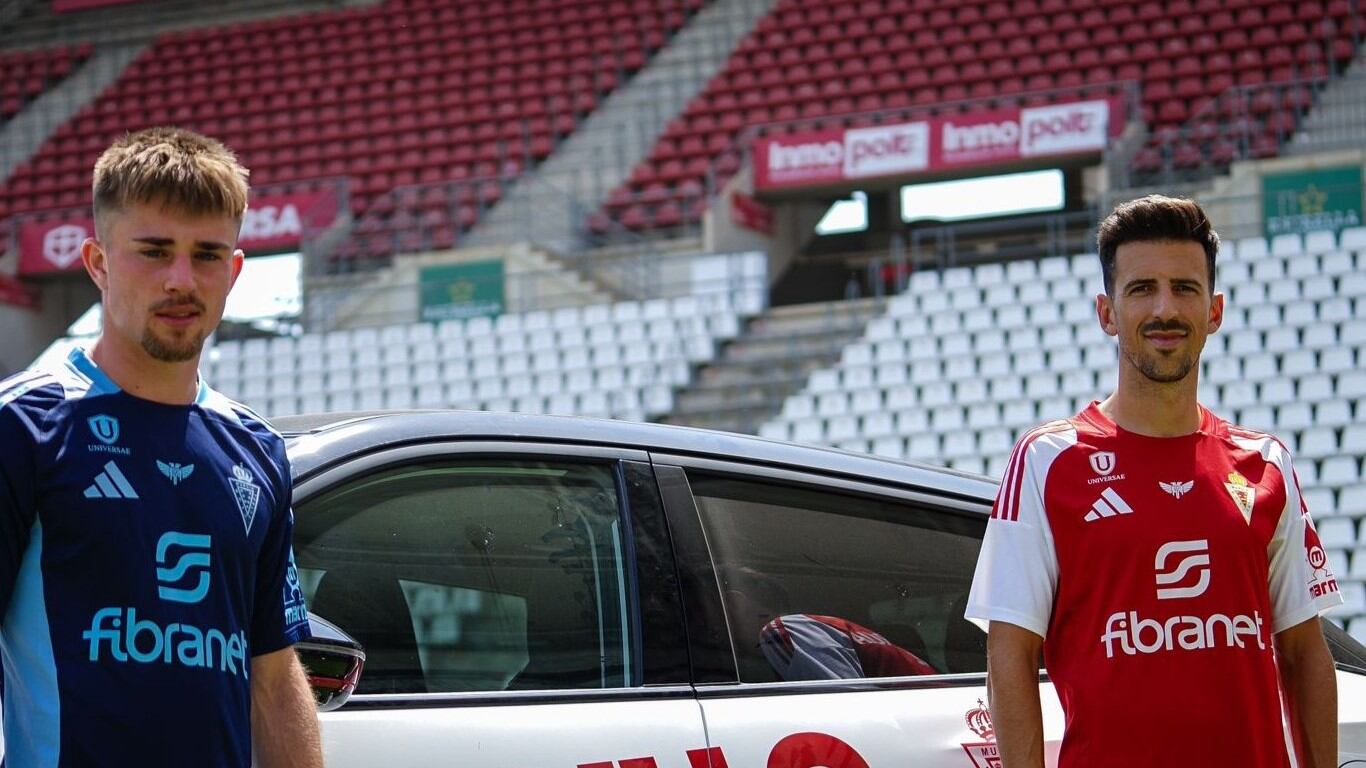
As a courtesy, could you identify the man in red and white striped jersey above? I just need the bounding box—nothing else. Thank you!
[966,195,1342,768]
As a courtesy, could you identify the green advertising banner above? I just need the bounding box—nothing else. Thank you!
[1262,165,1363,238]
[419,260,504,322]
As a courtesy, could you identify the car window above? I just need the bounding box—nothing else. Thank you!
[293,459,634,695]
[687,471,988,683]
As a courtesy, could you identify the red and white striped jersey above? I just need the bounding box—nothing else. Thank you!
[966,402,1342,768]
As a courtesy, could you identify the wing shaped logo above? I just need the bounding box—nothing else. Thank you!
[1159,480,1194,499]
[157,460,195,486]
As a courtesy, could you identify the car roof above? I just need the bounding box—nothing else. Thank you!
[276,410,998,505]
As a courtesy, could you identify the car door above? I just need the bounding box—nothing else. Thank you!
[652,457,1066,768]
[294,441,705,768]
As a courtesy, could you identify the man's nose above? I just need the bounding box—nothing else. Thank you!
[1151,286,1181,319]
[163,252,196,293]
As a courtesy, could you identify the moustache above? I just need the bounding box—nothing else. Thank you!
[1140,320,1190,334]
[150,297,206,314]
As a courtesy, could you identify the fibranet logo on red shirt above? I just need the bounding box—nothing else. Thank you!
[1101,539,1266,658]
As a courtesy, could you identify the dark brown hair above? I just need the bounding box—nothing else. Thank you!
[1096,194,1219,295]
[92,126,249,238]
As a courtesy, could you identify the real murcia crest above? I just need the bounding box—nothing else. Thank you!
[1160,480,1194,499]
[1223,472,1256,524]
[961,699,1001,768]
[229,463,261,534]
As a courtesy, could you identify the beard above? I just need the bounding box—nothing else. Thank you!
[1123,345,1198,383]
[1121,319,1200,384]
[141,325,206,362]
[141,295,209,362]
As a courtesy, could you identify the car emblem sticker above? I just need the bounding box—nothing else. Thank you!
[229,464,261,534]
[1088,451,1116,476]
[1223,472,1256,524]
[961,699,1001,768]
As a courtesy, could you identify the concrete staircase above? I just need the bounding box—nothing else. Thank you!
[1286,45,1366,155]
[0,42,144,182]
[661,298,885,436]
[464,0,777,253]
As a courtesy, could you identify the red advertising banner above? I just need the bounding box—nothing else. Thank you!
[52,0,143,12]
[16,187,340,276]
[0,275,40,310]
[753,98,1123,192]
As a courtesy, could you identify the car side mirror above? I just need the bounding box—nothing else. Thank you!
[297,612,366,712]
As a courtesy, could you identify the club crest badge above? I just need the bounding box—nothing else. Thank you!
[1223,471,1256,524]
[961,699,1001,768]
[229,464,261,534]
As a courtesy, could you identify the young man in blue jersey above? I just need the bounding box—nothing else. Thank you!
[0,127,324,767]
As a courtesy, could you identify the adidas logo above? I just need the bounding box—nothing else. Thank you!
[84,460,139,500]
[1084,487,1132,522]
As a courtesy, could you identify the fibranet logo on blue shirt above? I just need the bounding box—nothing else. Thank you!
[82,531,249,679]
[86,413,131,455]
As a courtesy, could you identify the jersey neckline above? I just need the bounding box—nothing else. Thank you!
[1076,399,1223,442]
[66,346,210,406]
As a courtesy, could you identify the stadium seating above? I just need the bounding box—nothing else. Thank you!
[600,0,1361,230]
[0,0,701,230]
[0,44,92,123]
[206,287,760,422]
[758,225,1366,628]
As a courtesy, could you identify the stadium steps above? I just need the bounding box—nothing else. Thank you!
[660,298,884,435]
[1287,43,1366,155]
[462,0,778,253]
[0,0,363,51]
[0,42,144,183]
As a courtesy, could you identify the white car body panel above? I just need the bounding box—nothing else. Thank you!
[317,696,706,768]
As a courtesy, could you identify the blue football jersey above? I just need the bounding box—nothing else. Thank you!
[0,348,311,767]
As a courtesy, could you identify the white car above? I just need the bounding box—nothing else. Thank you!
[283,411,1366,767]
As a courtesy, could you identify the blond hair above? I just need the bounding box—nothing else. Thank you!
[92,126,249,237]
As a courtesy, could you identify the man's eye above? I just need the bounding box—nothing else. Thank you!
[195,251,222,261]
[141,249,167,259]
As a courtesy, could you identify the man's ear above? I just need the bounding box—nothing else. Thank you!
[81,237,108,292]
[1207,291,1224,334]
[1096,292,1119,337]
[228,249,245,289]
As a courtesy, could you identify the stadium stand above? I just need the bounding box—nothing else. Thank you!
[204,288,760,422]
[0,44,91,123]
[598,0,1361,231]
[0,0,703,230]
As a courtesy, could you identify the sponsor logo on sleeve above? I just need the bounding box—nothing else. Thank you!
[283,549,308,628]
[1305,518,1340,599]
